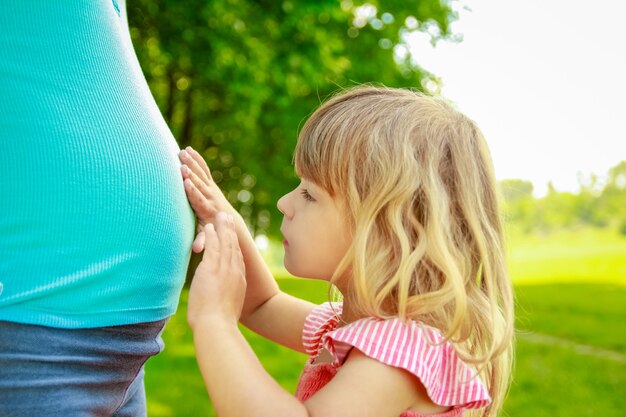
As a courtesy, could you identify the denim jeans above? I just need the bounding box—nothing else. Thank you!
[0,319,167,417]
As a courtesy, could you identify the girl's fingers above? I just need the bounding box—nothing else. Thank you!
[214,212,233,253]
[192,230,206,253]
[179,148,211,184]
[183,178,215,219]
[186,146,213,182]
[201,223,218,263]
[231,224,243,269]
[225,215,237,264]
[183,165,213,201]
[183,177,203,206]
[214,212,242,270]
[221,214,244,273]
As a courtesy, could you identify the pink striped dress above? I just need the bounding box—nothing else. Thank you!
[295,303,491,417]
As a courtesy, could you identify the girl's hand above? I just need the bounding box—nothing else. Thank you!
[179,146,238,253]
[187,212,247,331]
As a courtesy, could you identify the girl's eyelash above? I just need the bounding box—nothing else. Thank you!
[300,189,315,202]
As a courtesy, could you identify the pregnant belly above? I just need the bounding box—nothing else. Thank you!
[0,131,195,318]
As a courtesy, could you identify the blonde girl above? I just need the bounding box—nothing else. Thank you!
[178,86,514,417]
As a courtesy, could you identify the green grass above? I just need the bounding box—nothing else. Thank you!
[509,283,626,416]
[506,335,626,417]
[145,228,626,416]
[507,227,626,285]
[515,283,626,353]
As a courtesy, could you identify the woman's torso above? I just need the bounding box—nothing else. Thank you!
[0,0,194,327]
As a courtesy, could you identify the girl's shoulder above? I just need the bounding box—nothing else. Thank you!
[301,302,491,410]
[302,302,344,356]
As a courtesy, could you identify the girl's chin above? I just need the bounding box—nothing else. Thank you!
[282,261,309,280]
[282,258,295,276]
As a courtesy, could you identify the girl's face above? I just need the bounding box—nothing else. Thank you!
[277,178,351,281]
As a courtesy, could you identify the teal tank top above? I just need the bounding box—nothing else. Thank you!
[0,0,195,327]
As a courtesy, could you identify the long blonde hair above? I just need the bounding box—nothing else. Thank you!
[294,86,514,416]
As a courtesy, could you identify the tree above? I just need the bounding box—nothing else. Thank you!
[599,161,626,233]
[499,179,536,231]
[498,161,626,234]
[127,0,457,237]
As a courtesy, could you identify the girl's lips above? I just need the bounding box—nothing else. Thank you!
[282,239,289,246]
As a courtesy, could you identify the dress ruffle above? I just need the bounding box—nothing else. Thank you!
[301,303,491,410]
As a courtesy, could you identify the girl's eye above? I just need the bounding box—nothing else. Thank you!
[300,189,316,202]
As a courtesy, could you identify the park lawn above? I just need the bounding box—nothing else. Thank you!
[507,227,626,285]
[508,283,626,416]
[145,229,626,416]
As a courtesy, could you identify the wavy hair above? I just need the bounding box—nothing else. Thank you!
[294,86,514,417]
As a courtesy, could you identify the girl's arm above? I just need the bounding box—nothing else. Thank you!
[190,216,435,417]
[180,147,314,352]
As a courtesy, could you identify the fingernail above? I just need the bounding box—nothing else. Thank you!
[180,150,189,160]
[217,212,228,222]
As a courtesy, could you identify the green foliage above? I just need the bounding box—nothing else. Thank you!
[127,0,456,237]
[499,179,535,231]
[500,161,626,233]
[500,179,534,201]
[600,161,626,231]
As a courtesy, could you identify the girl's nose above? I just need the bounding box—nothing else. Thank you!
[277,193,291,218]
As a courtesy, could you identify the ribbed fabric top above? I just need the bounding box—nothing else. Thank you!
[0,0,195,328]
[295,303,491,415]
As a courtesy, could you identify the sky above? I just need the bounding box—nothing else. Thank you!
[406,0,626,196]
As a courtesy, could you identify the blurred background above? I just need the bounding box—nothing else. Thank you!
[126,0,626,415]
